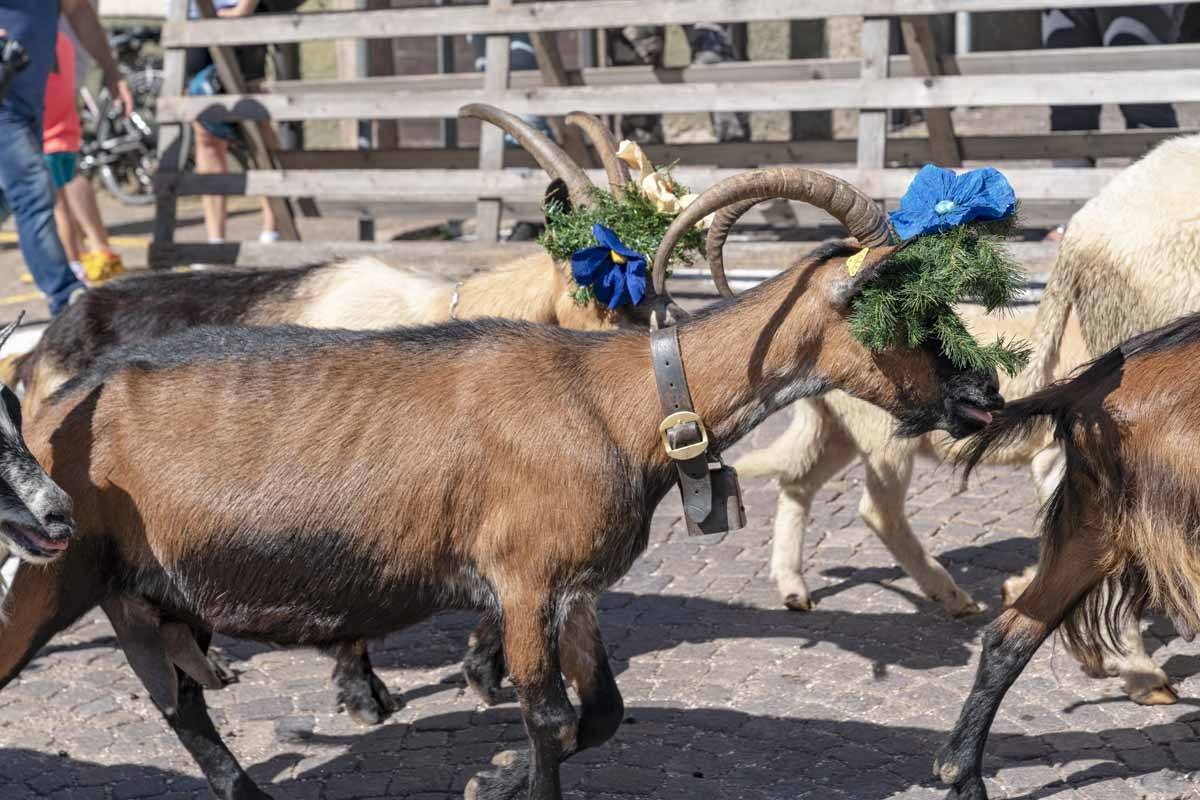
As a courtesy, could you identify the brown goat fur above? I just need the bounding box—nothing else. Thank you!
[940,312,1200,800]
[0,240,1001,800]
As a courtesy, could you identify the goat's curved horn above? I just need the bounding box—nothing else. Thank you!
[565,111,631,193]
[460,103,595,209]
[0,310,24,353]
[652,168,892,297]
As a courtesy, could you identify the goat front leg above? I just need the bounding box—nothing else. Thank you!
[936,532,1104,799]
[466,594,576,800]
[860,450,981,617]
[325,639,399,725]
[770,423,856,611]
[463,612,506,705]
[102,596,270,800]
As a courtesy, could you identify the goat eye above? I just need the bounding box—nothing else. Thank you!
[1,386,21,430]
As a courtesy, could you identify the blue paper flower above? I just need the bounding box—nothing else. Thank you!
[571,224,648,309]
[888,165,1017,241]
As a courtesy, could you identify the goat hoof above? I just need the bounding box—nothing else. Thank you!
[1131,683,1179,706]
[947,598,985,618]
[207,648,239,686]
[465,750,529,800]
[339,672,399,726]
[784,593,814,612]
[933,748,986,799]
[463,660,505,706]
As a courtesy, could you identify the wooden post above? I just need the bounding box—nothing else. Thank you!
[194,0,299,241]
[368,0,398,149]
[335,0,365,148]
[901,16,962,166]
[529,31,591,164]
[437,0,457,148]
[152,0,190,249]
[857,17,889,176]
[476,0,512,243]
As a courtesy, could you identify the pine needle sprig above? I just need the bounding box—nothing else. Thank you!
[538,186,705,268]
[849,216,1032,377]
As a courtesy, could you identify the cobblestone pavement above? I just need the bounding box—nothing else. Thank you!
[2,411,1199,800]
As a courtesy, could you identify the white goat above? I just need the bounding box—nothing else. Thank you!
[738,132,1200,705]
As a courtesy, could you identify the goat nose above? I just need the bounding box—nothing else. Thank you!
[40,513,77,542]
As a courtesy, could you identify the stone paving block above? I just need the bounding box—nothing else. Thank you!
[3,452,1200,799]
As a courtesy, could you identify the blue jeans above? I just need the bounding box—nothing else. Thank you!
[0,107,83,314]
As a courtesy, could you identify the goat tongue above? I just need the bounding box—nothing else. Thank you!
[1171,612,1197,642]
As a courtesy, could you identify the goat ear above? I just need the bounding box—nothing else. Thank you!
[543,178,572,222]
[827,244,902,308]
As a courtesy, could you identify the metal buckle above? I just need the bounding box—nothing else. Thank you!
[658,411,709,461]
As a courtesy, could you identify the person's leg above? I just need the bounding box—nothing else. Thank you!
[684,23,750,142]
[63,173,125,284]
[1042,9,1104,132]
[194,121,229,243]
[0,111,83,314]
[1098,5,1184,128]
[64,173,111,252]
[52,189,84,282]
[607,27,665,143]
[258,198,278,243]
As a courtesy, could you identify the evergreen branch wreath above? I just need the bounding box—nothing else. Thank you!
[849,216,1032,376]
[540,182,705,306]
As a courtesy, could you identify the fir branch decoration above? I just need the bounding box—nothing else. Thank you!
[850,217,1033,376]
[539,186,705,276]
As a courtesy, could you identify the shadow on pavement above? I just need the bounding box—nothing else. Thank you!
[3,705,1196,800]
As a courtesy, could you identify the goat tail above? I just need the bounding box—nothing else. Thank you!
[959,386,1072,484]
[733,399,828,481]
[1007,247,1077,397]
[0,351,27,390]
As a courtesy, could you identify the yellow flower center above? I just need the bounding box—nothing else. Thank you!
[610,250,627,265]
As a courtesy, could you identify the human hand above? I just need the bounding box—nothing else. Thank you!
[107,75,134,118]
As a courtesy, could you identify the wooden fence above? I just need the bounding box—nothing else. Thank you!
[151,0,1200,268]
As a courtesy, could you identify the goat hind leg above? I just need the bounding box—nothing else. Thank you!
[326,639,398,725]
[860,450,980,617]
[936,531,1105,799]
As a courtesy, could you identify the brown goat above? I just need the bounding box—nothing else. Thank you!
[0,167,1002,800]
[938,312,1200,800]
[0,106,683,726]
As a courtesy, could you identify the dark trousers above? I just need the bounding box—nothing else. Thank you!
[1042,5,1184,131]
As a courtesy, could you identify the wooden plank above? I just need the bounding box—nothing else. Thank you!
[272,130,1184,170]
[857,18,889,170]
[476,0,512,243]
[152,0,190,245]
[193,0,299,241]
[165,166,1123,202]
[900,16,961,166]
[147,239,1065,272]
[162,68,1200,123]
[297,197,1087,228]
[261,43,1200,96]
[163,0,1178,47]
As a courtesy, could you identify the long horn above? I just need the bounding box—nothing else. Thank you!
[652,168,891,297]
[460,103,595,209]
[565,111,631,193]
[703,197,762,298]
[0,311,24,353]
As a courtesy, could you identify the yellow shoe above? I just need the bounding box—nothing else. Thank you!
[80,250,126,285]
